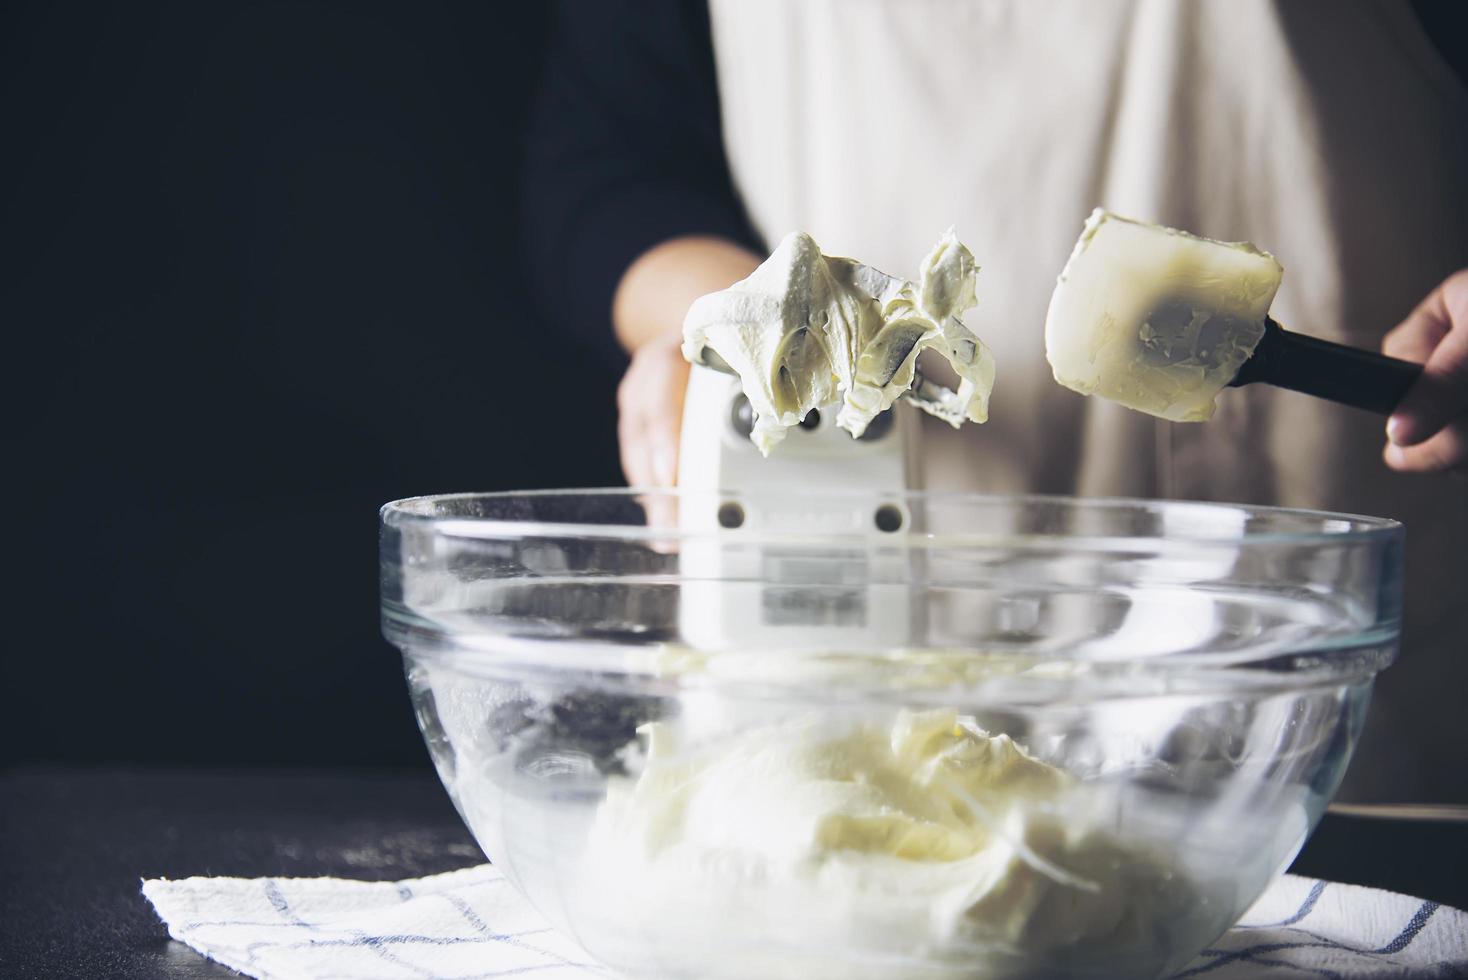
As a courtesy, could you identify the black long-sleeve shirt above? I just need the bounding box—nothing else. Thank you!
[519,0,758,366]
[520,1,1467,367]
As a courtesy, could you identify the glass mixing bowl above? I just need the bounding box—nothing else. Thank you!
[380,490,1402,980]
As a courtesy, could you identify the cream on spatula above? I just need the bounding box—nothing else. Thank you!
[1045,209,1421,420]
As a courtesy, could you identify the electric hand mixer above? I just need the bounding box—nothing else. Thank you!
[673,364,926,652]
[669,230,997,653]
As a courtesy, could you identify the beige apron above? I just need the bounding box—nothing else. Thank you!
[708,0,1468,802]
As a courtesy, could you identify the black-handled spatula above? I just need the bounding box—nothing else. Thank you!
[1228,317,1421,415]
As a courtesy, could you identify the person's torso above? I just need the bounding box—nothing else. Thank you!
[708,0,1468,802]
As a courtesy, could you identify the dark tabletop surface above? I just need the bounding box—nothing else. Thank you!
[2,768,1466,980]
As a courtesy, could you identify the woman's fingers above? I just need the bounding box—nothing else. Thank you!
[1384,270,1468,459]
[1383,419,1467,473]
[616,332,691,488]
[1382,288,1450,364]
[616,409,654,488]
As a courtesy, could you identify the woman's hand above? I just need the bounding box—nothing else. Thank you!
[1383,269,1468,473]
[610,236,762,487]
[617,328,690,487]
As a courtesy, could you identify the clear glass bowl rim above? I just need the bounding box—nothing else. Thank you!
[379,488,1402,552]
[381,489,1404,696]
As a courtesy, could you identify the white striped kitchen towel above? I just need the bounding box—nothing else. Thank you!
[143,867,1468,979]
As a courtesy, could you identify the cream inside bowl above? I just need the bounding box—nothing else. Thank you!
[380,490,1402,980]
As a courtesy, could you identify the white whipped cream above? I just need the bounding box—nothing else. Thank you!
[580,706,1211,979]
[1045,209,1283,422]
[683,231,996,454]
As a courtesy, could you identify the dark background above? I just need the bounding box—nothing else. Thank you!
[4,1,614,770]
[5,3,1467,774]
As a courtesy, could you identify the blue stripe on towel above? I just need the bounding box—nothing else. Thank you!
[263,879,312,928]
[354,932,438,980]
[241,928,554,959]
[1376,902,1438,954]
[1254,900,1440,959]
[1235,953,1343,979]
[1174,899,1442,978]
[1243,881,1329,929]
[444,893,497,937]
[440,893,588,971]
